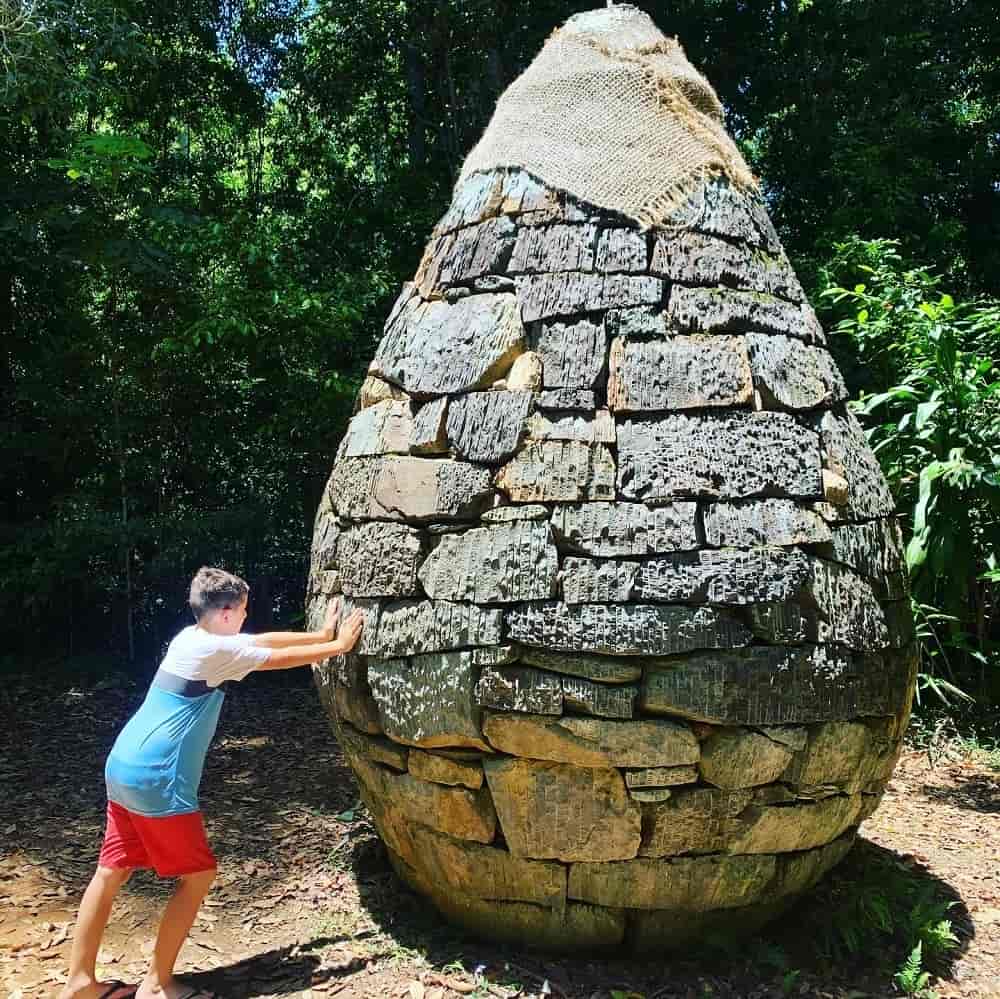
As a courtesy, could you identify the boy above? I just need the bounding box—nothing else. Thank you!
[60,566,364,999]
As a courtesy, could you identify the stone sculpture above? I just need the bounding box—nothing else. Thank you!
[308,4,917,953]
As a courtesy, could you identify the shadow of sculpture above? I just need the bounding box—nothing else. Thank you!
[346,828,972,996]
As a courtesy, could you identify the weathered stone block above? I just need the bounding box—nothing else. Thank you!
[506,602,751,656]
[703,499,832,547]
[310,505,340,574]
[476,666,564,714]
[826,519,905,577]
[337,721,409,771]
[411,826,565,907]
[430,890,626,951]
[561,548,812,606]
[759,725,809,751]
[371,293,525,395]
[625,766,698,788]
[527,409,615,444]
[561,675,637,718]
[640,787,755,856]
[408,749,484,789]
[355,374,410,413]
[330,456,493,522]
[550,501,699,556]
[363,600,503,658]
[617,412,822,501]
[818,410,896,520]
[444,391,532,463]
[316,653,382,734]
[418,521,558,603]
[350,752,496,843]
[366,651,490,750]
[483,503,548,523]
[337,522,425,598]
[537,387,596,409]
[338,400,413,458]
[482,714,698,768]
[309,570,341,598]
[698,728,795,789]
[415,216,516,296]
[497,441,616,502]
[628,899,793,952]
[410,397,449,454]
[518,647,643,684]
[595,228,648,272]
[508,223,598,273]
[747,601,809,644]
[746,333,847,411]
[530,317,605,390]
[744,561,889,653]
[667,285,825,344]
[604,306,669,339]
[672,177,781,254]
[731,794,862,854]
[607,335,753,412]
[517,272,664,322]
[772,832,855,898]
[651,230,804,301]
[507,351,543,391]
[569,852,777,910]
[434,169,571,234]
[805,558,889,650]
[784,719,898,794]
[642,645,904,725]
[484,757,642,861]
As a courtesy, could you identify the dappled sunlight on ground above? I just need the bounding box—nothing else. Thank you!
[2,673,998,998]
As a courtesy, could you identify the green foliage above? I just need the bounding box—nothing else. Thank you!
[893,942,936,998]
[808,851,959,970]
[821,238,1000,701]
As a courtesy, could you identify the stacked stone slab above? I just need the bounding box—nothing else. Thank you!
[308,24,917,957]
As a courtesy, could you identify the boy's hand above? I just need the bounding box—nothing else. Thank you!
[333,609,365,654]
[321,597,342,642]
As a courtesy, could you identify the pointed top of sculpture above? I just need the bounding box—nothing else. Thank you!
[459,5,752,229]
[564,3,668,49]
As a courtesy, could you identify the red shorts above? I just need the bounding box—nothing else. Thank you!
[99,801,217,877]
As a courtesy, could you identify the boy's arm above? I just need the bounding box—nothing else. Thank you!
[256,609,364,670]
[254,597,343,648]
[254,630,332,648]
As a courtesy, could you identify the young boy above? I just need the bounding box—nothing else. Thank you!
[61,566,364,999]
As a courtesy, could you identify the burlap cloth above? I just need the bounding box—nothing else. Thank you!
[458,4,757,228]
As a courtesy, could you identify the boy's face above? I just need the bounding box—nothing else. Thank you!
[214,595,249,635]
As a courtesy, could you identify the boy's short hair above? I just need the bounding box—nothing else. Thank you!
[189,567,249,621]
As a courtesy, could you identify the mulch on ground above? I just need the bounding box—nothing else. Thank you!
[1,672,998,999]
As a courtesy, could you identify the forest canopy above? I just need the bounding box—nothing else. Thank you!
[1,0,997,705]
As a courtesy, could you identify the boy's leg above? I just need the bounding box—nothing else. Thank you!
[130,809,219,999]
[61,802,147,999]
[59,865,134,999]
[136,867,216,999]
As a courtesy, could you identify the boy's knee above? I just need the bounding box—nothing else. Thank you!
[180,866,217,888]
[96,865,132,888]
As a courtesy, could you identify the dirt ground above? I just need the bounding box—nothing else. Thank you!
[2,672,998,999]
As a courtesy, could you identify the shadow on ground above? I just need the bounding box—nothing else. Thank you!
[345,827,972,997]
[922,773,1000,814]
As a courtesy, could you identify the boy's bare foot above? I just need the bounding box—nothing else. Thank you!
[135,980,220,999]
[59,977,137,999]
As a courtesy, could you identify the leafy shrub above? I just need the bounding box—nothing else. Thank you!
[819,238,1000,701]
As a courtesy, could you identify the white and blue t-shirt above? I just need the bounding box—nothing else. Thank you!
[105,628,272,817]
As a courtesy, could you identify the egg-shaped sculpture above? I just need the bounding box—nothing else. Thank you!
[308,4,917,953]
